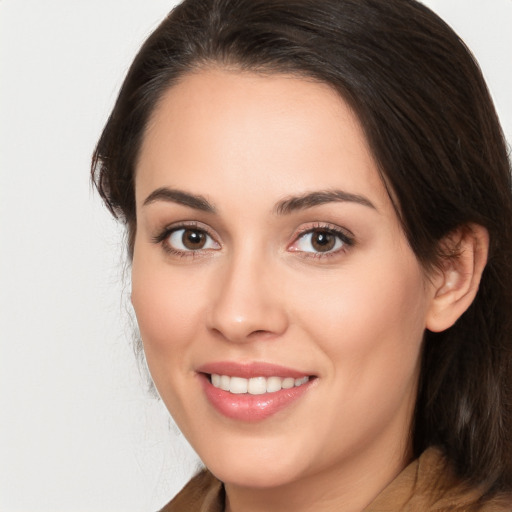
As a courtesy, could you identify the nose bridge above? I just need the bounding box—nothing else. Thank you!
[206,242,287,342]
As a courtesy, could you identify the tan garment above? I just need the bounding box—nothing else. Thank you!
[160,448,511,511]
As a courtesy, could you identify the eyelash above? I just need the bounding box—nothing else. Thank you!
[289,223,355,259]
[152,221,218,258]
[152,222,355,259]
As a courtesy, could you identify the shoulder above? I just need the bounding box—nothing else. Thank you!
[159,469,223,512]
[364,448,512,511]
[476,496,512,512]
[159,450,512,512]
[419,449,511,512]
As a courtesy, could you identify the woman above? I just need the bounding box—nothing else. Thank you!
[92,0,512,510]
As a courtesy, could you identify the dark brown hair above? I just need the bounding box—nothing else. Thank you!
[92,0,512,499]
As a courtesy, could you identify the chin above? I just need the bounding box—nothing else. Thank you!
[207,456,306,489]
[190,433,311,489]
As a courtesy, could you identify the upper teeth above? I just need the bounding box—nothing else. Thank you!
[210,374,310,395]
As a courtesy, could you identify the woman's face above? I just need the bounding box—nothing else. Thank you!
[132,69,438,490]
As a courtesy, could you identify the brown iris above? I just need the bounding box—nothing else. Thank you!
[311,230,336,252]
[182,229,207,250]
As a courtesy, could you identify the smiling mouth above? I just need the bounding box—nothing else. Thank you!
[209,374,311,395]
[199,368,316,421]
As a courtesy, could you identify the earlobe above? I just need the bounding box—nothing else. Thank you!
[426,224,489,333]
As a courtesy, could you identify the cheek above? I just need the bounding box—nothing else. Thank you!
[294,255,429,450]
[130,254,206,369]
[293,251,429,392]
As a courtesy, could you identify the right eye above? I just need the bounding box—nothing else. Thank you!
[165,228,220,253]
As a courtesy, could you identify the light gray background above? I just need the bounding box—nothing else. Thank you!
[1,1,511,511]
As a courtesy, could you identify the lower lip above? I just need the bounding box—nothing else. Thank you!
[200,374,314,422]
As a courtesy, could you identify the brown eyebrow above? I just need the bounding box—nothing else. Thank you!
[142,187,375,215]
[275,189,376,215]
[143,187,216,213]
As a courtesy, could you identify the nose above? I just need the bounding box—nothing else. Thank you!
[205,252,289,343]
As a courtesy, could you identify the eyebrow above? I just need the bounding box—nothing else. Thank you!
[275,190,376,215]
[142,187,376,215]
[143,187,216,213]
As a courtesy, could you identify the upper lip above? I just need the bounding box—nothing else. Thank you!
[196,361,313,379]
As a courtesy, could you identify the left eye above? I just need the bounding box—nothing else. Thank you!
[291,229,346,254]
[167,228,219,251]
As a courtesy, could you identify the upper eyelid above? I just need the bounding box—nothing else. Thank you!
[153,223,221,257]
[292,223,355,241]
[170,227,220,250]
[287,224,356,257]
[152,221,218,242]
[152,220,355,251]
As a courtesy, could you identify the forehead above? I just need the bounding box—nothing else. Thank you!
[135,68,389,212]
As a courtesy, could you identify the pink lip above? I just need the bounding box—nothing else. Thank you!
[197,361,310,379]
[196,362,315,422]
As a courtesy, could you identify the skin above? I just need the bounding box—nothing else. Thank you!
[131,68,446,512]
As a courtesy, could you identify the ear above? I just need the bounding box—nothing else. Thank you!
[426,224,489,333]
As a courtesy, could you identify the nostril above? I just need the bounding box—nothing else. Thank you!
[246,329,281,341]
[250,329,271,336]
